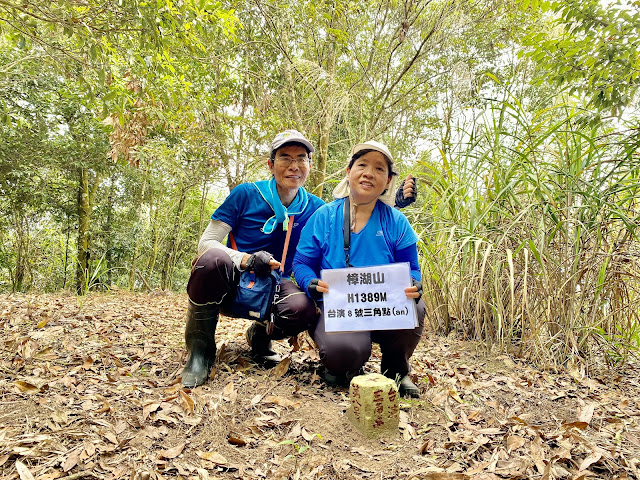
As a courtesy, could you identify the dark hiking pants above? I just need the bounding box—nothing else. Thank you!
[187,248,317,338]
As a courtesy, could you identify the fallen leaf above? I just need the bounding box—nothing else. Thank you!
[14,381,39,394]
[422,473,468,479]
[227,435,247,446]
[288,335,301,352]
[272,357,291,378]
[159,442,185,459]
[222,382,236,402]
[301,428,319,442]
[51,409,69,425]
[578,450,602,471]
[84,441,96,457]
[143,402,161,420]
[100,430,118,445]
[420,439,435,454]
[95,399,111,414]
[578,403,596,424]
[494,457,530,476]
[563,421,588,431]
[179,390,194,415]
[15,460,35,480]
[507,435,526,453]
[530,435,545,474]
[264,395,301,409]
[62,448,80,472]
[197,451,228,465]
[36,317,51,328]
[448,389,464,404]
[625,432,640,447]
[289,423,302,438]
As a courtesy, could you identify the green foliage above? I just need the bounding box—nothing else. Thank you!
[521,0,640,115]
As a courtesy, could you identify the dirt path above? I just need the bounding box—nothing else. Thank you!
[1,292,639,479]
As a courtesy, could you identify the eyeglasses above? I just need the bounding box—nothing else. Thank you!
[275,155,310,167]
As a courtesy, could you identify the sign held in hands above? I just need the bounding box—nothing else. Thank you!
[321,263,418,332]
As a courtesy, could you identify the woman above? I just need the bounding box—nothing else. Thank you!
[293,140,425,398]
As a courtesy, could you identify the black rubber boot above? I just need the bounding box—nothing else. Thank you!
[181,302,219,388]
[245,322,282,364]
[398,375,420,398]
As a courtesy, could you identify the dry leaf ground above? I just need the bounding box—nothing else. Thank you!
[1,292,639,480]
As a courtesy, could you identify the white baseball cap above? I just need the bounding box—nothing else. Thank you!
[270,129,315,156]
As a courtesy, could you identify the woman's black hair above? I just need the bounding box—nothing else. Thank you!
[270,141,312,162]
[348,149,397,177]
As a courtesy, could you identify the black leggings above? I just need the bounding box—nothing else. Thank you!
[311,301,425,378]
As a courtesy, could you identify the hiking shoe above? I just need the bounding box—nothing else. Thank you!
[246,322,282,364]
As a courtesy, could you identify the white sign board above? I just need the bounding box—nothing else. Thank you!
[321,263,418,332]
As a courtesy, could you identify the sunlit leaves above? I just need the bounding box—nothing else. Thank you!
[521,0,640,114]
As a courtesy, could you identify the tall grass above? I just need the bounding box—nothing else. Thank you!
[418,94,640,366]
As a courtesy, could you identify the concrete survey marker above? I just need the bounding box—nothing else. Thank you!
[347,373,399,437]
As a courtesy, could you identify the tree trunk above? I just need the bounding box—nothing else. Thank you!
[62,211,71,289]
[161,188,187,290]
[10,212,29,292]
[75,167,90,294]
[309,40,336,197]
[145,195,160,279]
[198,174,210,234]
[129,170,148,290]
[105,175,116,286]
[282,31,303,131]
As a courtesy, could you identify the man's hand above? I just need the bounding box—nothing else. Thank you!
[404,278,423,303]
[395,174,417,208]
[242,251,281,276]
[308,278,329,300]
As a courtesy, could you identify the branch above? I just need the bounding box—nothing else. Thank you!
[370,0,452,131]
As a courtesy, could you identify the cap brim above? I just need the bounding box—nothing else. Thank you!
[273,138,315,154]
[352,142,392,163]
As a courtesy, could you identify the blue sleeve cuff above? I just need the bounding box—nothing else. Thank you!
[293,252,320,295]
[395,244,421,281]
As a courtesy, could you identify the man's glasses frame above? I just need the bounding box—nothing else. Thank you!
[275,155,311,167]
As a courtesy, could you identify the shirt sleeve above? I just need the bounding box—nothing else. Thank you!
[391,208,419,251]
[292,252,320,295]
[293,207,327,295]
[211,184,245,229]
[198,220,246,270]
[394,244,421,281]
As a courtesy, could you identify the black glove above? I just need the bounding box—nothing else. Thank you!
[395,177,417,209]
[245,250,274,277]
[412,278,423,304]
[308,279,323,300]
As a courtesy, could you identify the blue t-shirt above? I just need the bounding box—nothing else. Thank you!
[293,198,420,291]
[212,183,325,276]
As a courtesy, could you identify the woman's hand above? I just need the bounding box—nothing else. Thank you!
[404,279,423,303]
[308,279,329,299]
[395,174,417,208]
[402,175,416,200]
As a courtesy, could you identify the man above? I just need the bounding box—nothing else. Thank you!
[181,130,416,387]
